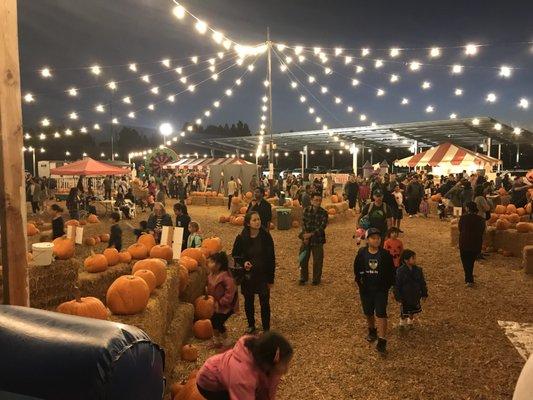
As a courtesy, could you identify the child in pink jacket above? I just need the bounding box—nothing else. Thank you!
[207,252,238,348]
[196,332,293,400]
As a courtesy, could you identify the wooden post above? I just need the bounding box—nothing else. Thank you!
[0,0,30,306]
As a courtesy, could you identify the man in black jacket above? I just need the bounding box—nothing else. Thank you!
[246,187,272,229]
[354,228,395,354]
[344,175,359,210]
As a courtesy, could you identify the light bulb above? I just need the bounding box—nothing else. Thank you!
[107,81,117,90]
[141,75,150,83]
[213,100,220,107]
[147,104,155,110]
[352,79,360,86]
[449,113,457,119]
[422,81,431,89]
[409,61,421,71]
[90,65,101,75]
[150,86,159,94]
[300,95,306,103]
[486,92,497,103]
[356,65,364,73]
[128,112,135,118]
[464,43,479,56]
[67,87,78,96]
[455,88,463,96]
[390,48,401,58]
[191,56,198,64]
[513,127,522,135]
[401,98,409,105]
[173,5,185,19]
[361,48,370,56]
[335,97,342,104]
[375,59,384,68]
[24,93,35,103]
[161,59,170,68]
[195,20,208,34]
[376,89,385,96]
[494,123,502,131]
[499,65,512,78]
[345,56,353,65]
[390,74,399,83]
[429,47,441,58]
[472,118,480,126]
[93,124,101,130]
[129,63,137,72]
[451,64,463,74]
[40,67,52,78]
[212,31,224,44]
[425,105,435,113]
[290,81,297,88]
[308,76,316,83]
[40,118,50,127]
[518,98,529,109]
[188,84,196,92]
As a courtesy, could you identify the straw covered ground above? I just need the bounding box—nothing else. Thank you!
[177,202,532,400]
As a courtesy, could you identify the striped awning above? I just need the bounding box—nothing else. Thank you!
[394,143,502,168]
[163,157,253,169]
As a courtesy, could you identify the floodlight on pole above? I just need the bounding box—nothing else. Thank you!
[159,122,174,145]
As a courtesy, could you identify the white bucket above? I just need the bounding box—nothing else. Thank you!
[31,242,54,266]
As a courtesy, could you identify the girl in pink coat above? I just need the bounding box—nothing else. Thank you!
[196,332,293,400]
[207,252,239,348]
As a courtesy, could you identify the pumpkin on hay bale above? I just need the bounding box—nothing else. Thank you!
[103,247,120,266]
[99,233,110,243]
[193,319,214,340]
[233,216,244,226]
[181,344,199,362]
[56,286,108,320]
[331,195,339,203]
[181,247,205,265]
[132,258,167,287]
[52,235,75,260]
[194,293,215,320]
[93,235,101,244]
[506,204,517,214]
[201,237,222,256]
[516,222,533,233]
[328,208,337,215]
[84,251,108,273]
[118,251,132,263]
[179,256,198,272]
[84,237,96,247]
[495,205,506,214]
[292,220,300,228]
[218,215,228,223]
[27,223,39,236]
[239,206,248,214]
[106,275,150,315]
[150,244,173,261]
[87,214,99,224]
[496,219,511,230]
[133,269,157,294]
[178,265,190,292]
[137,233,156,252]
[231,196,241,206]
[127,243,149,259]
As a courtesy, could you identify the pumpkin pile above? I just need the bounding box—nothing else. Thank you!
[57,287,108,320]
[490,203,533,231]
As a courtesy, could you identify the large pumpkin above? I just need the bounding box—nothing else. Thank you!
[193,319,214,340]
[133,269,157,294]
[87,214,99,224]
[181,248,204,264]
[516,222,532,233]
[132,258,167,287]
[138,234,156,252]
[65,219,80,227]
[118,251,132,263]
[103,247,120,266]
[181,344,199,362]
[27,223,39,236]
[201,237,222,256]
[106,275,150,315]
[178,265,190,292]
[194,294,215,320]
[127,243,149,259]
[506,204,517,214]
[84,252,108,273]
[494,205,506,214]
[331,195,339,203]
[179,256,198,272]
[150,244,173,261]
[52,236,75,260]
[57,287,108,320]
[496,219,511,230]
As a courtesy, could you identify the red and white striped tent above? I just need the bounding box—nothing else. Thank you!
[162,157,252,170]
[394,142,501,171]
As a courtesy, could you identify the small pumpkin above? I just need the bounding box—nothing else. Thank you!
[328,208,337,215]
[245,191,253,200]
[87,214,99,224]
[178,265,190,292]
[193,319,214,340]
[331,195,339,203]
[488,213,499,224]
[494,205,506,214]
[52,236,75,260]
[181,344,199,361]
[201,237,223,256]
[137,234,156,252]
[194,294,215,320]
[526,203,532,214]
[219,215,228,223]
[84,237,96,246]
[179,256,198,272]
[106,275,150,315]
[149,244,173,261]
[27,223,39,236]
[239,206,248,215]
[118,251,132,263]
[133,269,157,294]
[103,247,120,266]
[79,220,87,226]
[495,219,511,230]
[516,222,532,233]
[65,219,80,227]
[127,243,149,259]
[507,213,520,224]
[430,193,442,202]
[100,234,110,243]
[506,204,517,214]
[516,207,526,216]
[84,252,108,273]
[233,216,244,226]
[57,287,108,320]
[132,258,167,287]
[94,236,101,244]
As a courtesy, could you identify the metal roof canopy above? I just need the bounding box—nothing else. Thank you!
[184,117,532,153]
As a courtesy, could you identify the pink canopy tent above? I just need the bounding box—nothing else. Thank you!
[50,157,130,176]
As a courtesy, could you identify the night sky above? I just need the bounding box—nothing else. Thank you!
[18,0,533,149]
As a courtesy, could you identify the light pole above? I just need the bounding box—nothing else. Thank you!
[267,28,274,180]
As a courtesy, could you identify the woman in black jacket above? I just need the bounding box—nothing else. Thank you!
[232,211,276,334]
[146,202,173,243]
[458,202,485,286]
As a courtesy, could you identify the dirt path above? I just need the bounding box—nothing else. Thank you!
[181,203,532,399]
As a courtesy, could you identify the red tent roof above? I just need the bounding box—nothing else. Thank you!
[50,158,130,176]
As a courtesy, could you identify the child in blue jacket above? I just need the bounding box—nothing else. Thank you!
[394,249,428,329]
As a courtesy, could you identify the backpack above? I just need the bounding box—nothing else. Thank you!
[360,202,388,229]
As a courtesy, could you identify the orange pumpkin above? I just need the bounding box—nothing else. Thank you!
[331,195,339,203]
[488,213,499,224]
[193,319,214,340]
[52,236,75,260]
[94,236,101,244]
[149,244,173,261]
[185,198,192,205]
[178,265,190,292]
[170,382,184,400]
[496,219,511,230]
[103,247,120,266]
[84,237,96,246]
[239,206,248,214]
[118,251,132,263]
[127,243,149,259]
[292,199,300,207]
[100,234,110,243]
[79,220,87,226]
[498,187,507,196]
[516,222,532,233]
[430,193,442,202]
[179,256,198,272]
[219,215,228,223]
[292,220,300,228]
[133,269,157,293]
[526,203,532,214]
[84,252,108,273]
[65,219,80,227]
[132,258,167,287]
[87,214,99,224]
[218,193,224,198]
[328,208,337,215]
[245,191,253,200]
[181,248,204,264]
[137,234,156,252]
[234,216,244,226]
[201,237,222,256]
[106,275,150,315]
[181,344,199,362]
[516,207,526,216]
[27,223,39,236]
[57,287,108,320]
[495,205,506,214]
[506,204,517,214]
[507,213,520,223]
[231,196,241,205]
[194,294,215,320]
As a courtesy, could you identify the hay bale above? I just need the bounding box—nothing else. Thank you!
[492,229,533,258]
[78,262,132,302]
[483,226,495,249]
[523,246,533,274]
[291,206,303,222]
[450,225,459,248]
[179,267,208,304]
[206,196,226,207]
[164,302,195,373]
[109,266,179,345]
[191,196,207,206]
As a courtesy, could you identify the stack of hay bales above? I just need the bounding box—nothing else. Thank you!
[322,196,350,223]
[523,246,533,274]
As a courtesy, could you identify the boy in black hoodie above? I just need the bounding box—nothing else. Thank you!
[354,228,395,354]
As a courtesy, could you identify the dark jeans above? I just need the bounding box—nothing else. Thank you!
[31,201,39,213]
[197,385,230,400]
[460,249,477,283]
[227,195,233,210]
[211,311,233,334]
[104,188,112,200]
[243,288,270,330]
[299,243,324,283]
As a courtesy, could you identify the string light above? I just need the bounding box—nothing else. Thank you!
[409,61,421,71]
[151,86,160,95]
[129,63,137,72]
[191,56,199,64]
[24,93,35,103]
[40,67,52,78]
[195,20,208,34]
[464,43,479,56]
[374,59,384,68]
[451,64,463,74]
[122,96,132,104]
[513,127,522,135]
[69,111,78,120]
[95,104,105,113]
[494,123,502,131]
[425,105,435,113]
[518,98,529,109]
[449,113,457,119]
[90,65,102,75]
[455,88,463,96]
[499,65,512,78]
[334,47,343,56]
[300,95,306,103]
[429,47,441,58]
[390,48,401,58]
[67,87,78,97]
[486,92,497,103]
[93,124,101,130]
[147,104,155,110]
[39,133,46,140]
[421,81,431,90]
[141,75,150,83]
[65,129,72,136]
[401,98,409,105]
[376,88,385,97]
[390,74,399,83]
[344,56,353,65]
[167,95,176,102]
[161,59,171,68]
[472,118,480,126]
[352,79,360,86]
[107,81,117,90]
[355,65,364,73]
[80,127,88,133]
[54,132,61,138]
[40,118,50,127]
[361,48,370,57]
[172,5,186,19]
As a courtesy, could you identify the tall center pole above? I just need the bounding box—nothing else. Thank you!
[267,28,274,180]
